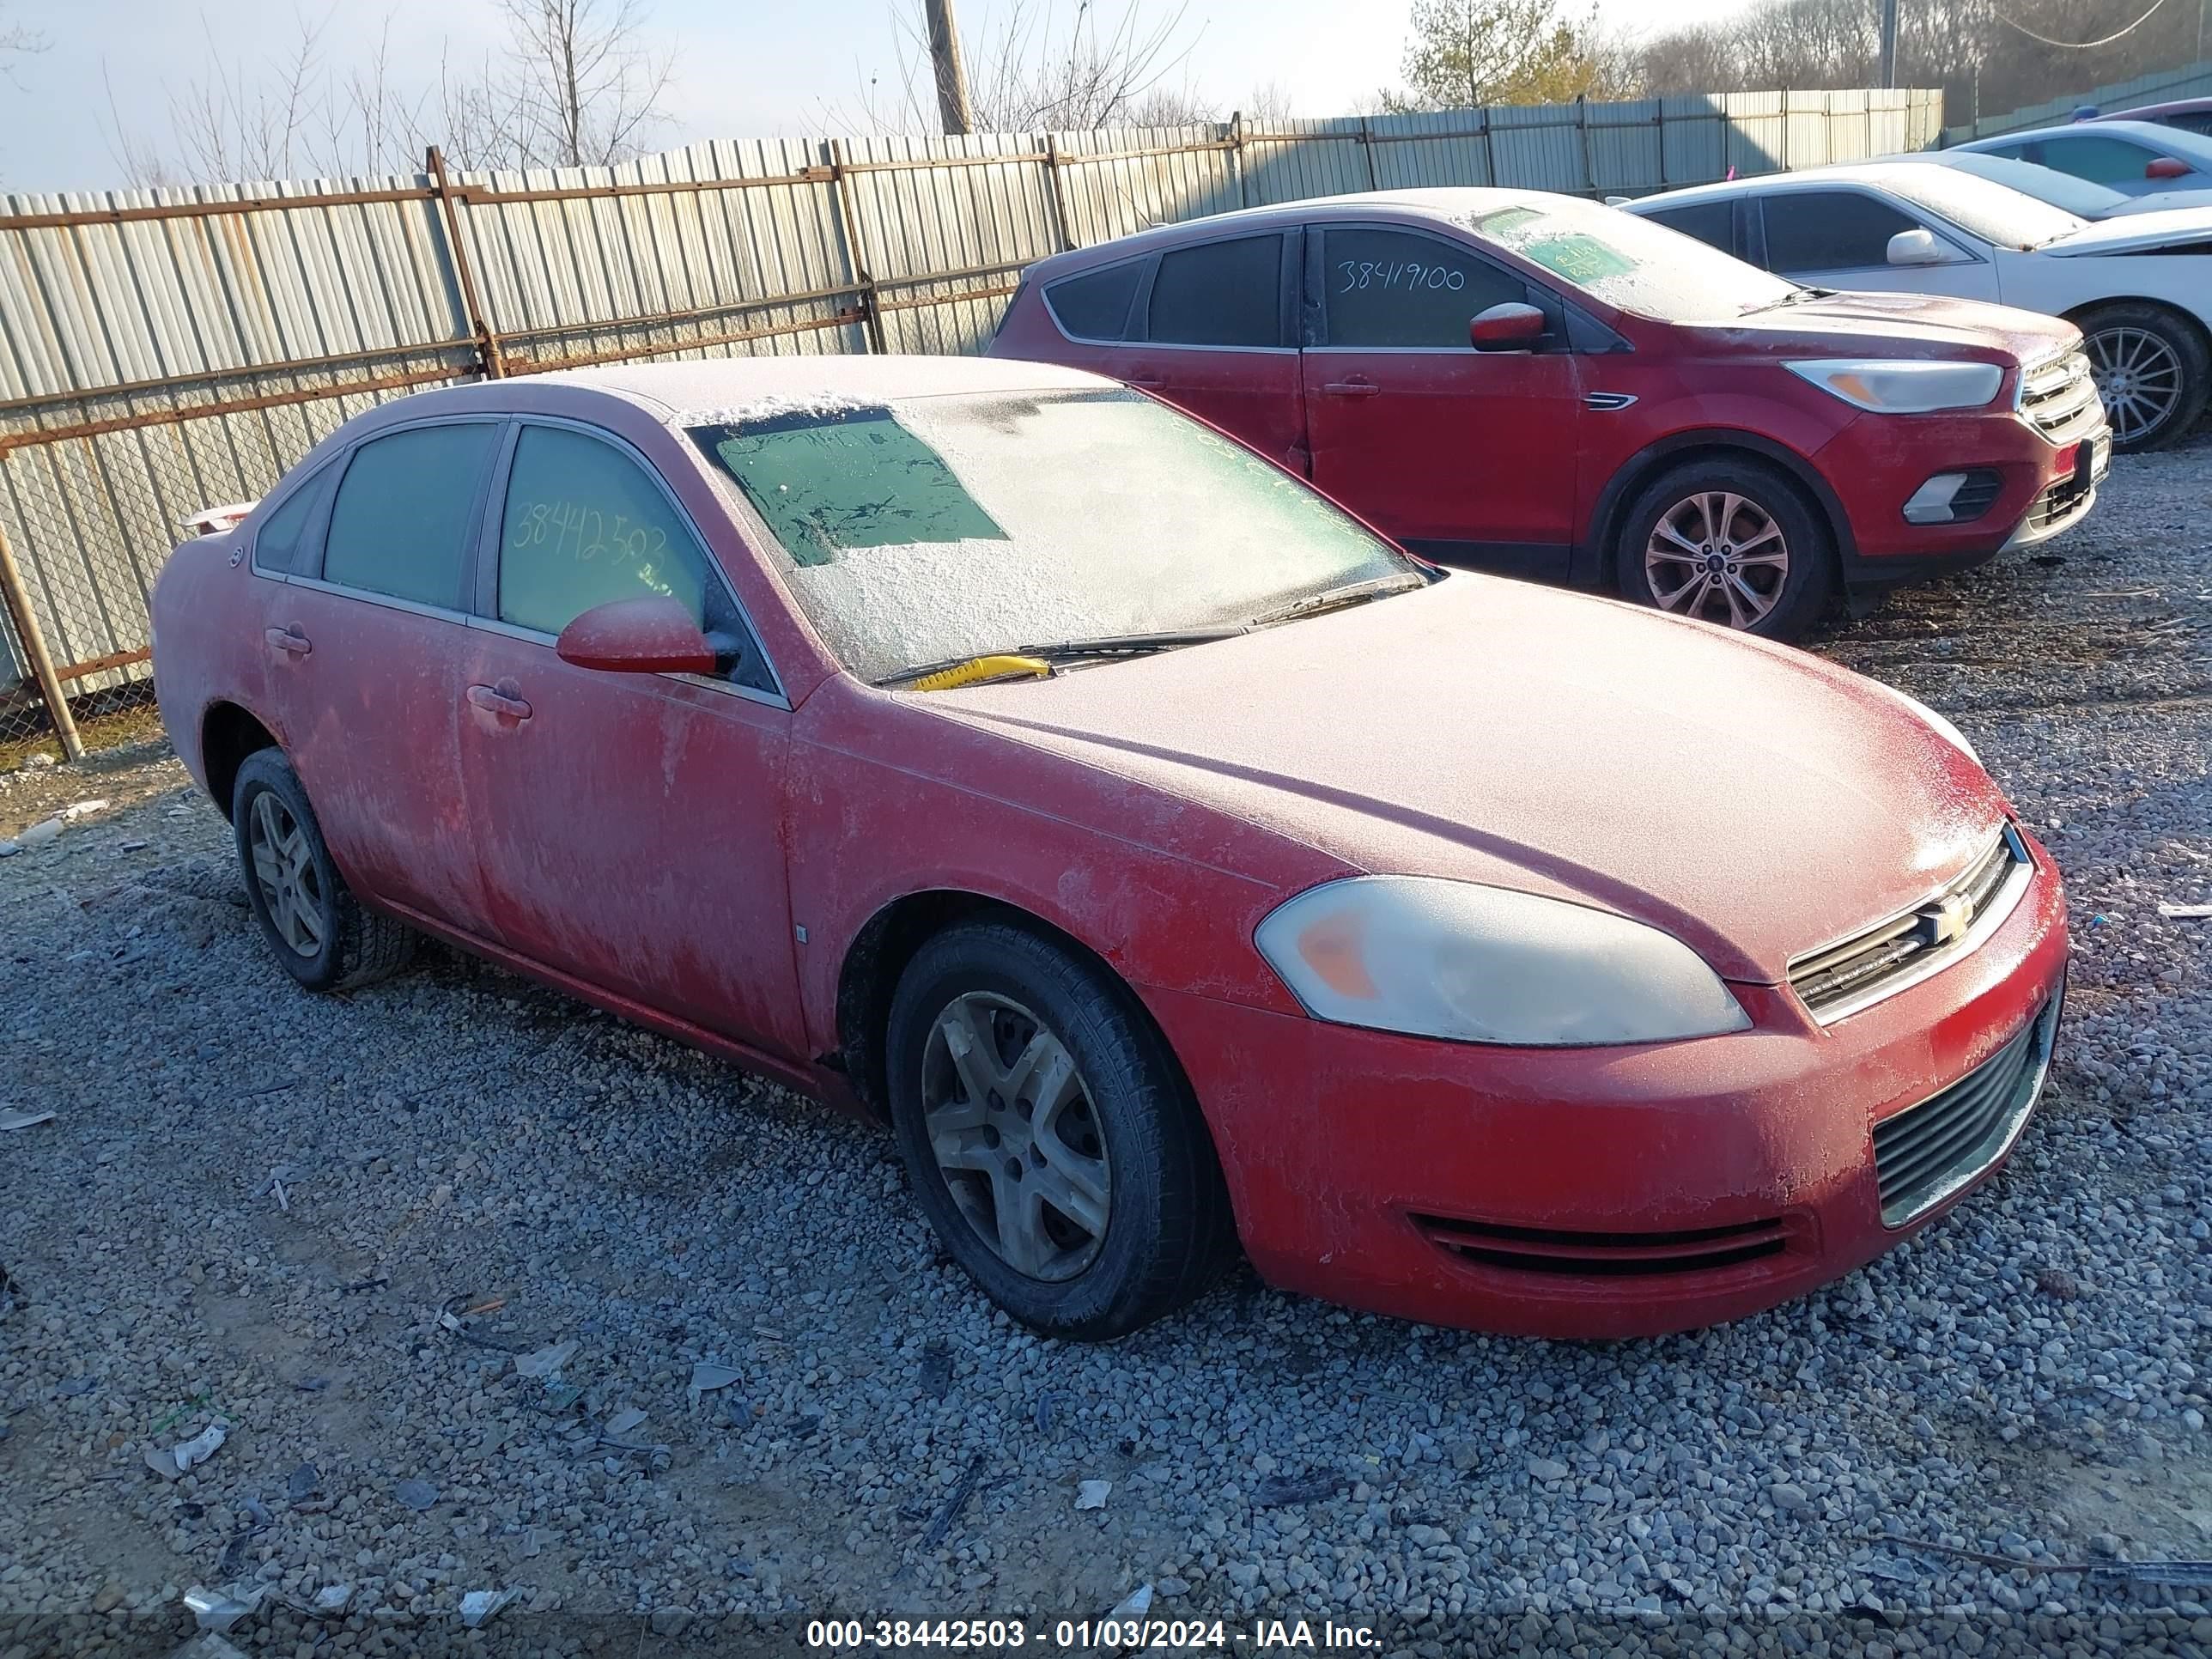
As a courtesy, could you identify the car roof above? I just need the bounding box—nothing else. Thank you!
[1023,186,1580,279]
[1628,162,1966,210]
[1963,118,2207,150]
[2104,98,2212,120]
[368,354,1117,430]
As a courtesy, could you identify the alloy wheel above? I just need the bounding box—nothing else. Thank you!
[2086,325,2184,446]
[1644,491,1790,629]
[246,790,326,958]
[921,991,1112,1282]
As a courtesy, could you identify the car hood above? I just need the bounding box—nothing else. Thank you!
[924,576,2010,984]
[2043,205,2212,254]
[2108,187,2212,217]
[1690,290,2079,363]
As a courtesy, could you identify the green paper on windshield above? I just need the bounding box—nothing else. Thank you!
[1521,234,1637,286]
[711,411,1006,567]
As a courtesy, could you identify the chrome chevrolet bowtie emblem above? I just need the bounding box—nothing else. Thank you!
[1917,892,1974,947]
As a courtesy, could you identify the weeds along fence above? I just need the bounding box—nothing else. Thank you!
[0,87,1942,757]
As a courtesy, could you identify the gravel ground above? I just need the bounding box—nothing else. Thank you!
[3,434,2210,1659]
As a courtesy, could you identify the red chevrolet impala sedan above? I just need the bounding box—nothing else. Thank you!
[988,188,2108,641]
[153,357,2068,1340]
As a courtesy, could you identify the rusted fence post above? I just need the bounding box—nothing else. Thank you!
[828,140,887,354]
[0,492,83,762]
[1358,116,1380,191]
[1042,135,1075,252]
[426,147,505,379]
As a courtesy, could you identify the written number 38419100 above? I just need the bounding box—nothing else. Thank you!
[1337,259,1468,294]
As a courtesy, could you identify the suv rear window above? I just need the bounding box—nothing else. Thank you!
[1146,236,1283,347]
[1044,262,1144,341]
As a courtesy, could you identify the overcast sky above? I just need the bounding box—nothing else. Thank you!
[0,0,1759,192]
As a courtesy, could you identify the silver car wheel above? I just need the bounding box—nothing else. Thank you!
[921,991,1111,1282]
[2087,325,2184,446]
[1644,490,1789,630]
[247,789,326,958]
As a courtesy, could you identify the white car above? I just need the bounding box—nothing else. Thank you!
[1881,149,2212,220]
[1953,119,2212,198]
[1625,162,2212,449]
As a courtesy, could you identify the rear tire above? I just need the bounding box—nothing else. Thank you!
[886,919,1235,1340]
[2077,301,2209,453]
[232,749,415,993]
[1614,457,1836,642]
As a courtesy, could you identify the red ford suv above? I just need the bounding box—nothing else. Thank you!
[989,188,2109,639]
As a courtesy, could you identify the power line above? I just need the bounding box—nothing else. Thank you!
[1991,0,2177,51]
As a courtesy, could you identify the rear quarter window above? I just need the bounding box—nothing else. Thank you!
[1044,262,1145,342]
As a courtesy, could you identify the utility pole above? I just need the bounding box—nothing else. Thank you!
[1879,0,1899,88]
[924,0,976,136]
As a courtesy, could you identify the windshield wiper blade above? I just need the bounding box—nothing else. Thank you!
[878,628,1246,688]
[1248,574,1429,628]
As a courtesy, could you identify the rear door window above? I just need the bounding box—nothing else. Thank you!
[1319,227,1527,349]
[1044,261,1145,342]
[321,422,501,609]
[1758,190,1919,274]
[1145,235,1285,347]
[250,477,323,574]
[1641,199,1735,256]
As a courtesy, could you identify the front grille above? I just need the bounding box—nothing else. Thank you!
[1873,997,2058,1226]
[1790,825,2031,1021]
[2025,465,2095,532]
[2020,350,2101,443]
[1414,1213,1789,1276]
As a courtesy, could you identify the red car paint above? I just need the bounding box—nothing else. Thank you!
[153,356,2068,1339]
[988,188,2103,593]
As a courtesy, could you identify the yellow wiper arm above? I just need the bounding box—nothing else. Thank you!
[903,654,1054,692]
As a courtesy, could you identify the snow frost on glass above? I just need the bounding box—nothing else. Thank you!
[1462,197,1799,323]
[690,391,1411,684]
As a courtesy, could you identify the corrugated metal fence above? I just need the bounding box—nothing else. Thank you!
[1942,58,2212,144]
[0,85,1942,756]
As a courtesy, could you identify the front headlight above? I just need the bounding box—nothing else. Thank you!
[1785,359,2004,414]
[1253,876,1750,1048]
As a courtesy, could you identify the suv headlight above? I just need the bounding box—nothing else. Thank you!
[1254,876,1750,1047]
[1786,359,2004,414]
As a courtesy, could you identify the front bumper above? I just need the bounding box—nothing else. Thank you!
[1821,407,2108,582]
[1142,835,2069,1340]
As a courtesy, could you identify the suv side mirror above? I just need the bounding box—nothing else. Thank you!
[556,595,716,675]
[2146,155,2191,180]
[1886,228,1954,267]
[1470,301,1548,351]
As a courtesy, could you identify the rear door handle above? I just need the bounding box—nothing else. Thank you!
[264,625,311,657]
[1322,379,1380,398]
[465,684,533,721]
[1124,372,1165,389]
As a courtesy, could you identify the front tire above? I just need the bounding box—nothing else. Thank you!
[232,749,415,993]
[2078,301,2209,452]
[886,919,1235,1340]
[1615,458,1836,642]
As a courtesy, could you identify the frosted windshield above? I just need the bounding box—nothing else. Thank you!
[690,390,1414,684]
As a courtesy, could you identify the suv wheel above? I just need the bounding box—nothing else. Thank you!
[2078,301,2209,452]
[1616,458,1835,641]
[886,918,1235,1340]
[232,749,416,992]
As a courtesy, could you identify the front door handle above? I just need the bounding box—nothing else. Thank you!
[1124,371,1165,389]
[1322,379,1380,398]
[264,625,311,657]
[465,683,533,721]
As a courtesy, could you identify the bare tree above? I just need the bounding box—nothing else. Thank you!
[0,0,45,85]
[495,0,674,167]
[830,0,1206,134]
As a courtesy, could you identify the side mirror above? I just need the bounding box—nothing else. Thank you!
[555,595,716,675]
[1470,301,1548,351]
[2146,155,2191,180]
[1887,228,1953,267]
